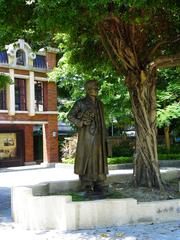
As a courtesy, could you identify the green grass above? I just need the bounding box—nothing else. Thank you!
[61,154,180,165]
[107,157,132,164]
[51,190,124,201]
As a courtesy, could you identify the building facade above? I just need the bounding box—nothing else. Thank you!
[0,39,59,167]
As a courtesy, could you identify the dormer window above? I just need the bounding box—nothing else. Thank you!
[16,49,26,66]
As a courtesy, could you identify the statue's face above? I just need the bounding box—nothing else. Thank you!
[86,84,99,97]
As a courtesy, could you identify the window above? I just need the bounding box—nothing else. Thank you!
[33,55,47,69]
[0,88,6,110]
[16,49,26,66]
[15,79,26,111]
[35,81,44,111]
[0,51,8,64]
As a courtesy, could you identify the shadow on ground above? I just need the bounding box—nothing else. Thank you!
[0,187,12,222]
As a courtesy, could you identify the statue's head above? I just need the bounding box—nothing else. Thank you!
[84,80,100,97]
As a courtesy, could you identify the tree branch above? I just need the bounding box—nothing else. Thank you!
[100,17,140,73]
[98,25,122,74]
[149,37,180,59]
[149,53,180,69]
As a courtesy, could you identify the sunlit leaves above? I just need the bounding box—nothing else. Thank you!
[0,74,12,89]
[157,102,180,128]
[157,67,180,128]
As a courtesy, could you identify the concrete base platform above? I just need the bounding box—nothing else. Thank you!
[11,168,180,231]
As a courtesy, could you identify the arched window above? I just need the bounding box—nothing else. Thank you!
[16,49,26,66]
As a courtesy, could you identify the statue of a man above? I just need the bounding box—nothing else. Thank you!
[67,80,108,194]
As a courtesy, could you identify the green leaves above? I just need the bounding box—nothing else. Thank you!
[50,41,132,127]
[157,67,180,128]
[0,74,12,89]
[157,102,180,128]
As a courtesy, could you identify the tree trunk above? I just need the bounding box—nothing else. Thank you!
[98,16,167,189]
[126,70,164,189]
[164,126,170,151]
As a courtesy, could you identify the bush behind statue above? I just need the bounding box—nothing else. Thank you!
[61,134,77,160]
[112,139,135,157]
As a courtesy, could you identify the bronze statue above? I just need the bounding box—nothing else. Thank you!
[67,80,108,194]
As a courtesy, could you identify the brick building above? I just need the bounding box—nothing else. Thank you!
[0,39,59,167]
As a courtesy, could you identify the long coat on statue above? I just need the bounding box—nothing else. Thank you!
[67,96,108,182]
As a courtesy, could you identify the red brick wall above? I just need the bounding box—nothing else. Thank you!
[47,82,57,111]
[43,115,59,163]
[46,52,57,69]
[24,125,34,162]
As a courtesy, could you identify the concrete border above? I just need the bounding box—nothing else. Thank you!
[55,160,180,170]
[11,169,180,231]
[12,185,180,231]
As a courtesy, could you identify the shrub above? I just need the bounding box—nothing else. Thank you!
[62,154,180,165]
[61,134,77,159]
[158,144,180,154]
[112,140,135,157]
[158,154,180,160]
[62,158,75,164]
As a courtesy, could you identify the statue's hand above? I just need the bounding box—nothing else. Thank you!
[83,119,92,125]
[76,120,83,128]
[82,111,94,125]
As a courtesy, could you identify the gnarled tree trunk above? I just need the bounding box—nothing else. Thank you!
[126,70,164,189]
[97,16,180,189]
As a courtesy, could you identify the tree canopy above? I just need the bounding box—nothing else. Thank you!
[0,1,179,65]
[36,0,180,70]
[50,51,132,128]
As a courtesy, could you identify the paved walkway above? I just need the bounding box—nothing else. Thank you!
[0,165,180,239]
